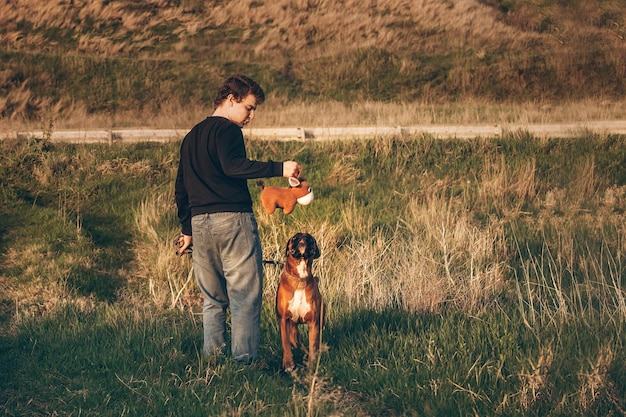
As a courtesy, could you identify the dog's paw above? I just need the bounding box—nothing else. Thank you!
[283,361,295,373]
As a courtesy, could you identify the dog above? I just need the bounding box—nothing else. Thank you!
[257,177,314,215]
[276,232,323,372]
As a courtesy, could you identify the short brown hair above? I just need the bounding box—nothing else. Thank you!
[213,74,265,107]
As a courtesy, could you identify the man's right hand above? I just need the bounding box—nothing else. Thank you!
[283,161,302,178]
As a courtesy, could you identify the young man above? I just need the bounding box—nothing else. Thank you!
[175,74,301,364]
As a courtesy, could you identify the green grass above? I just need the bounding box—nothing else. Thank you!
[1,133,625,416]
[2,304,624,416]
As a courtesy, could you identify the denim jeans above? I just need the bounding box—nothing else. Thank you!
[191,212,263,363]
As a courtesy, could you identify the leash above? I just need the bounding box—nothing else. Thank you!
[174,234,285,265]
[262,259,285,266]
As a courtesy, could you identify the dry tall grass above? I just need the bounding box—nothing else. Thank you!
[4,96,626,133]
[0,0,527,57]
[132,172,507,318]
[127,136,626,331]
[4,0,621,59]
[132,187,198,310]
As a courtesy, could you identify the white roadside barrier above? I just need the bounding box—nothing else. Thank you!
[1,121,625,143]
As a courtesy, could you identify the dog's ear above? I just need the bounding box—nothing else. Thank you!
[286,234,298,257]
[309,235,321,259]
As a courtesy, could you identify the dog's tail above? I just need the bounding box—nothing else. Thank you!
[256,180,265,189]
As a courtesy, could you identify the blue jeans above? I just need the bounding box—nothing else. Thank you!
[191,212,263,363]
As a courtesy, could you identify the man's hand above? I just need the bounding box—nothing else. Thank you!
[283,161,302,179]
[174,234,193,256]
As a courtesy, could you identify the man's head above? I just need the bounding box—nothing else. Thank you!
[213,74,265,127]
[214,74,265,108]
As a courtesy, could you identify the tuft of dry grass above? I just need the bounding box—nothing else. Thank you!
[578,345,616,411]
[131,187,199,311]
[399,192,507,312]
[480,154,537,216]
[513,214,626,330]
[517,346,554,411]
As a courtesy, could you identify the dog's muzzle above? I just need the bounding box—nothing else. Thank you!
[288,248,308,259]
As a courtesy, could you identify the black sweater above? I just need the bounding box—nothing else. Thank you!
[175,116,283,235]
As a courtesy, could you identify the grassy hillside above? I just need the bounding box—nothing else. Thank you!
[1,0,625,127]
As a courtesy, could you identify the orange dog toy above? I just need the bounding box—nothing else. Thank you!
[257,177,314,215]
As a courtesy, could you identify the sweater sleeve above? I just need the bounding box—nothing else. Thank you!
[174,152,192,235]
[217,124,284,178]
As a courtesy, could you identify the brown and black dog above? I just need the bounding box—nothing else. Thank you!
[276,233,323,372]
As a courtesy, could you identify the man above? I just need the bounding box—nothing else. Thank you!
[175,74,301,364]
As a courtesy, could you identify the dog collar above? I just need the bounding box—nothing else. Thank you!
[284,269,311,283]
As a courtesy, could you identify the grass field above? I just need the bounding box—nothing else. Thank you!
[1,131,625,416]
[2,1,625,414]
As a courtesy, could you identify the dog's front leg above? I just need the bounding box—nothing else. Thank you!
[280,317,296,372]
[289,320,299,347]
[307,319,320,368]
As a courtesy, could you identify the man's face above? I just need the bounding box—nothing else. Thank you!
[227,93,258,128]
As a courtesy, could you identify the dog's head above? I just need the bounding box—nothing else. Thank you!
[286,232,320,261]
